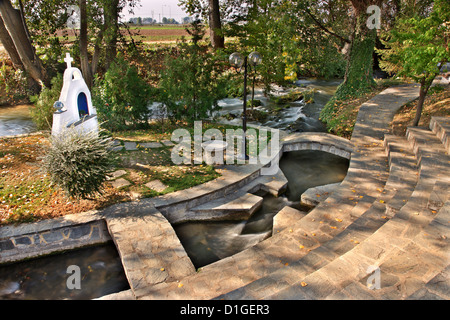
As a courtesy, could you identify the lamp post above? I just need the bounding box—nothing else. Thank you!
[229,51,262,161]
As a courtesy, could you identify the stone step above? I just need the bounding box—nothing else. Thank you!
[406,265,450,300]
[105,204,196,299]
[430,116,450,154]
[186,192,264,221]
[272,206,307,234]
[384,134,418,171]
[300,183,341,207]
[406,127,449,173]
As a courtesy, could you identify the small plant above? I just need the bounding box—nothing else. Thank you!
[41,127,116,199]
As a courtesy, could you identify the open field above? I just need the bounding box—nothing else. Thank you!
[51,24,191,44]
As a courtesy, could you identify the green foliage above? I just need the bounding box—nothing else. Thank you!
[93,56,153,131]
[158,25,227,123]
[378,0,450,87]
[378,0,450,125]
[29,73,63,131]
[42,127,115,199]
[0,63,29,105]
[223,0,346,93]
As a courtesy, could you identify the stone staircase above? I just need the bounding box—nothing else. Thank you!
[217,116,449,300]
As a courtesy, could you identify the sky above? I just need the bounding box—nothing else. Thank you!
[123,0,190,23]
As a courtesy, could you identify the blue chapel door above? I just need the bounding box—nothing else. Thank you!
[77,92,89,118]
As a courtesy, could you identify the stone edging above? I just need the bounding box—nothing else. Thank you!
[0,130,353,265]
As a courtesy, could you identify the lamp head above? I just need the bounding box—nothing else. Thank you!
[248,51,262,67]
[229,52,244,68]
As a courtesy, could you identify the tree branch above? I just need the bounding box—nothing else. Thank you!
[304,7,351,44]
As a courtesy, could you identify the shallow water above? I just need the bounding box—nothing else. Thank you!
[174,150,350,269]
[0,242,129,300]
[0,105,36,137]
[215,78,341,132]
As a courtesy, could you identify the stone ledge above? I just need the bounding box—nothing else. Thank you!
[301,183,341,207]
[0,220,111,264]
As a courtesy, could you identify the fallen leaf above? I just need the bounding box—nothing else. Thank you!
[300,282,308,287]
[335,218,343,222]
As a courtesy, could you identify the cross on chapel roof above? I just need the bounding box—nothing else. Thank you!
[64,53,74,69]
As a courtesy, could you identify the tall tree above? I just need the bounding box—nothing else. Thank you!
[379,0,450,126]
[338,0,382,97]
[79,0,93,88]
[179,0,225,48]
[0,0,49,88]
[319,0,382,126]
[208,0,224,49]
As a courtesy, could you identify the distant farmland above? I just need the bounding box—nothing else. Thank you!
[55,25,191,43]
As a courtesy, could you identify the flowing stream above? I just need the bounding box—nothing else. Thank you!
[0,105,36,137]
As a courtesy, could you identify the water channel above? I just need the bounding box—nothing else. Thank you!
[174,150,349,269]
[0,78,345,298]
[0,242,129,300]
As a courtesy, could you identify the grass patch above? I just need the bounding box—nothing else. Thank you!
[391,84,450,136]
[321,78,409,138]
[0,121,272,226]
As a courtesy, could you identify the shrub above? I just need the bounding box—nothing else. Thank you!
[41,127,116,199]
[93,56,153,132]
[29,74,63,131]
[158,27,227,123]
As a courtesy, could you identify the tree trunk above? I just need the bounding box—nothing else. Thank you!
[0,0,49,87]
[412,79,431,127]
[104,0,120,70]
[208,0,224,49]
[79,0,93,89]
[0,15,23,69]
[334,1,378,100]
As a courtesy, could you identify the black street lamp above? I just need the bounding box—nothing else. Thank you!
[229,51,262,161]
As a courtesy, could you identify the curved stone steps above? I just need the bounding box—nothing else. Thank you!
[258,123,450,299]
[329,199,449,300]
[137,135,407,300]
[214,134,420,300]
[430,116,450,154]
[261,191,448,300]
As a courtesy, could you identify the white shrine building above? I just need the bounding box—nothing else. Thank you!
[52,53,99,136]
